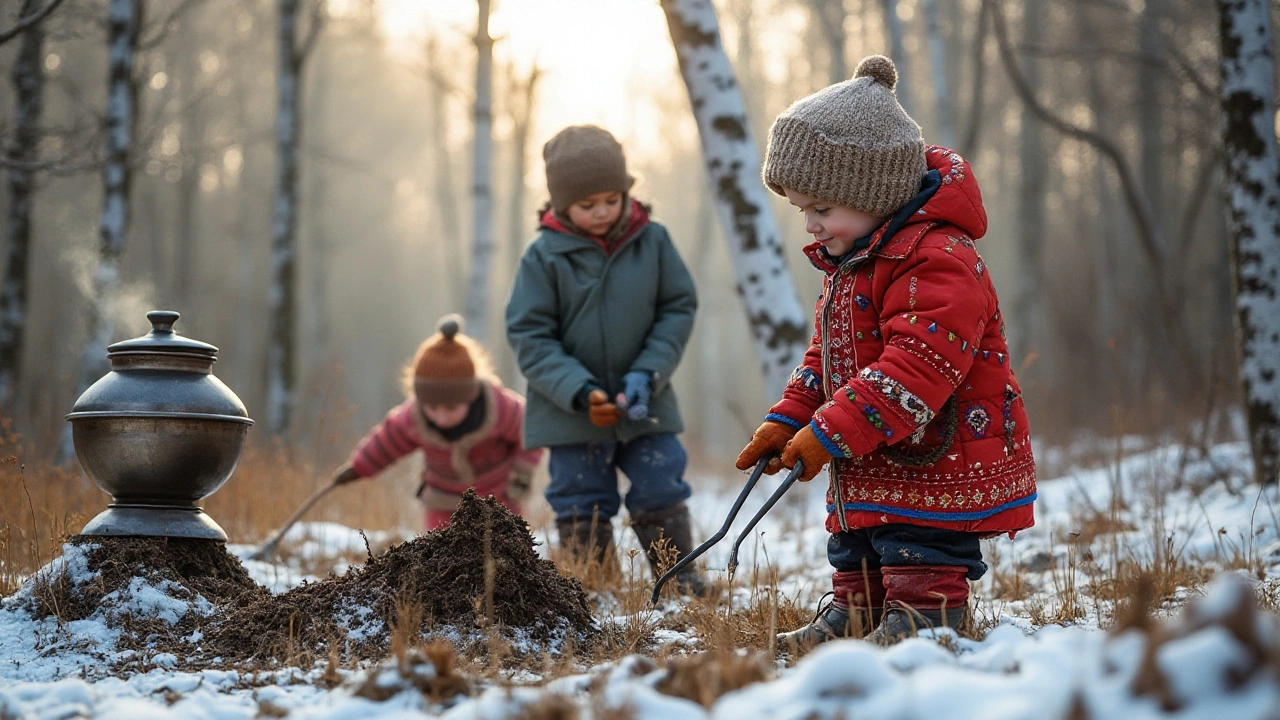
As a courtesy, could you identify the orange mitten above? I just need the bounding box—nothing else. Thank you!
[735,421,799,474]
[780,425,833,482]
[587,389,623,428]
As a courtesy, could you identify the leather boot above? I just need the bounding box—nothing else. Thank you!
[864,564,969,646]
[629,502,710,597]
[556,514,614,567]
[777,567,884,654]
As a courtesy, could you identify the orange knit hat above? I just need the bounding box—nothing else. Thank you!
[412,314,480,406]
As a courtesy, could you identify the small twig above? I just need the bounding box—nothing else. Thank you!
[359,528,372,563]
[0,0,68,45]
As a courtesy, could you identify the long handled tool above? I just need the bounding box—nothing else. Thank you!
[649,456,804,604]
[245,478,342,561]
[725,460,804,575]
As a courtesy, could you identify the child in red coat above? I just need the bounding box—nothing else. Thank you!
[737,55,1037,651]
[333,315,543,530]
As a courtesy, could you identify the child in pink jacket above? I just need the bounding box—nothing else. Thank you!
[333,315,543,530]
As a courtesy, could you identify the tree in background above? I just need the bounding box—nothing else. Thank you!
[265,0,324,438]
[463,0,494,343]
[1217,0,1280,485]
[658,0,807,397]
[0,0,67,405]
[57,0,145,462]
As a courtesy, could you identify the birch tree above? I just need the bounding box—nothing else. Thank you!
[658,0,807,396]
[0,0,53,405]
[59,0,144,462]
[1217,0,1280,485]
[463,0,494,342]
[265,0,323,437]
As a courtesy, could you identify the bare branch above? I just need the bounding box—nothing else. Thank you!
[0,0,68,45]
[137,0,207,50]
[959,0,988,156]
[988,0,1167,273]
[294,0,326,65]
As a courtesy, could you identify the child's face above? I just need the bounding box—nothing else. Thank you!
[422,403,469,429]
[566,191,624,236]
[784,188,885,257]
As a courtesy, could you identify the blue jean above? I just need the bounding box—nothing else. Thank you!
[827,525,988,580]
[546,433,692,522]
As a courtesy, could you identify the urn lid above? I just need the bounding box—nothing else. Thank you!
[107,310,218,360]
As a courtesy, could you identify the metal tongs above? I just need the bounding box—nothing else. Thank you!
[649,454,804,604]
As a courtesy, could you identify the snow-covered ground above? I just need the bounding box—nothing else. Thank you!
[2,439,1279,719]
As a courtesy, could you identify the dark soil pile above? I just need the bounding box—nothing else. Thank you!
[206,491,596,663]
[55,536,266,621]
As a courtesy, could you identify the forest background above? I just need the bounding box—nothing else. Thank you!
[0,0,1262,492]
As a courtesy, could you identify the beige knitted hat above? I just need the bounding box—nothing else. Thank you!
[762,55,927,217]
[543,125,635,212]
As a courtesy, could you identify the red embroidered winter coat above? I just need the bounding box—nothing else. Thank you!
[349,381,543,515]
[767,147,1036,536]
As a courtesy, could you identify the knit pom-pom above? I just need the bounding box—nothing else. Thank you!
[437,313,464,341]
[855,54,897,90]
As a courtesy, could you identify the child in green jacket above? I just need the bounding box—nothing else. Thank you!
[505,125,706,595]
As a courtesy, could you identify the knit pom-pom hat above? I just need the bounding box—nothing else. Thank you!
[543,124,635,212]
[762,54,927,217]
[410,314,481,406]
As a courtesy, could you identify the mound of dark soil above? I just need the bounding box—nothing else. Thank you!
[206,491,595,663]
[58,536,266,621]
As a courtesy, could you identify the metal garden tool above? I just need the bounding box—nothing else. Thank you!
[650,455,804,604]
[246,478,342,561]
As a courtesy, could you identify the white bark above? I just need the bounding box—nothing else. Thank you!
[879,0,913,116]
[0,0,45,405]
[59,0,142,463]
[922,0,955,148]
[1218,0,1280,484]
[659,0,807,397]
[463,0,494,343]
[266,0,320,437]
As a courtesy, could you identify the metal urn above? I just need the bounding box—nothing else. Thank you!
[66,310,254,541]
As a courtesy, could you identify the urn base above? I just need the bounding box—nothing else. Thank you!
[79,503,228,541]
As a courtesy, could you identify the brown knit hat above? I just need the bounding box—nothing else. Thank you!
[411,314,480,406]
[543,125,634,212]
[762,55,927,217]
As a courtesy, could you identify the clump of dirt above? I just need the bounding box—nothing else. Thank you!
[206,491,596,664]
[55,536,266,621]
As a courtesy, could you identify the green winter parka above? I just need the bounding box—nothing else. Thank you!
[505,203,696,448]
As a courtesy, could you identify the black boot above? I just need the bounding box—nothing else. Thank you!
[777,595,880,655]
[556,514,614,566]
[629,502,710,597]
[863,604,968,646]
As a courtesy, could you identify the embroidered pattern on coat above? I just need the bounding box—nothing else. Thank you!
[790,366,822,393]
[888,336,964,385]
[859,368,934,432]
[964,404,991,438]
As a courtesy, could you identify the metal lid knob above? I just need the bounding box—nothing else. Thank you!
[107,309,218,358]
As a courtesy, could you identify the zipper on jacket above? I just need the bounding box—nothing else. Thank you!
[820,260,863,533]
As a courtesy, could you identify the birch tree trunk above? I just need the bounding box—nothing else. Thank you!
[922,0,955,148]
[1217,0,1280,485]
[265,0,321,438]
[463,0,494,342]
[659,0,807,396]
[0,0,46,405]
[425,37,463,307]
[58,0,143,462]
[879,0,913,116]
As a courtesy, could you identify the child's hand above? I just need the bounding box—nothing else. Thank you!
[735,421,798,474]
[587,388,623,427]
[619,371,652,420]
[508,468,534,502]
[780,426,832,482]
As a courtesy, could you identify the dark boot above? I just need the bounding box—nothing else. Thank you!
[778,568,884,654]
[556,514,614,566]
[865,565,969,646]
[629,502,710,597]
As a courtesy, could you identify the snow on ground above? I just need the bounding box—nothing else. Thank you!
[2,439,1279,719]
